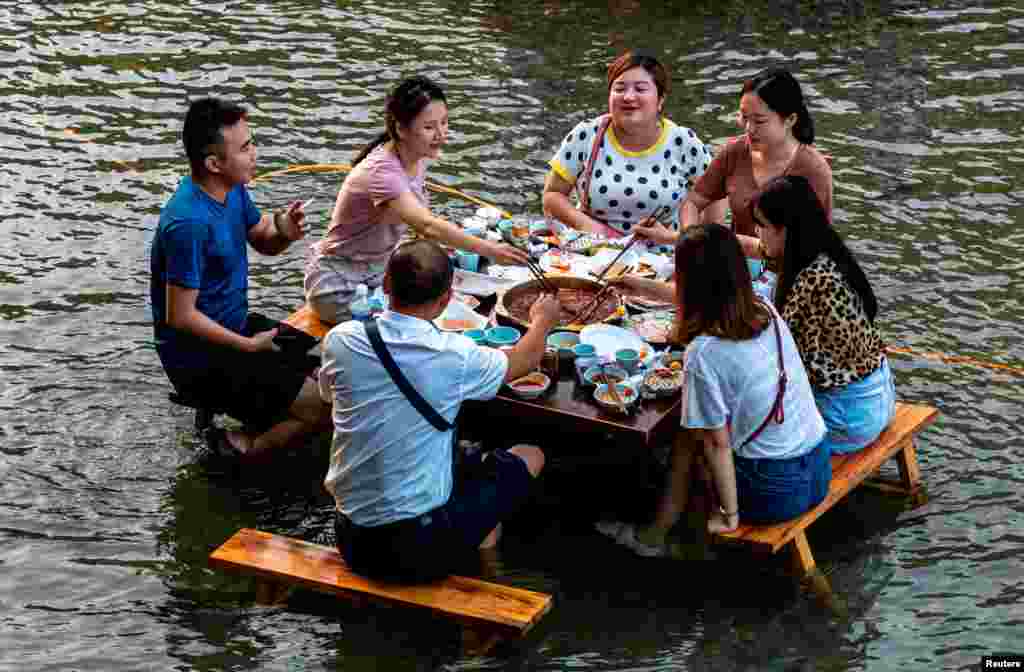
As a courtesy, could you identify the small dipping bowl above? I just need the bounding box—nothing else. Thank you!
[615,348,641,374]
[593,381,638,413]
[454,250,481,272]
[583,364,628,388]
[464,329,487,346]
[546,331,580,356]
[507,372,551,400]
[485,326,521,348]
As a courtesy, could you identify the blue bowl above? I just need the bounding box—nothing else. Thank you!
[546,331,580,354]
[572,343,597,358]
[464,329,487,345]
[485,326,521,347]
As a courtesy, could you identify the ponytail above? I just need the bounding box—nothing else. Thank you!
[351,130,390,168]
[352,76,447,169]
[793,101,815,144]
[742,67,816,145]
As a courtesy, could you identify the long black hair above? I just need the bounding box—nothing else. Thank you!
[742,67,815,145]
[352,76,447,167]
[752,175,878,321]
[673,223,770,344]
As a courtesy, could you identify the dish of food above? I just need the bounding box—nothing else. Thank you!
[505,286,620,328]
[434,299,487,332]
[579,324,654,365]
[453,293,481,309]
[507,372,551,399]
[439,319,479,331]
[643,366,684,396]
[596,385,636,403]
[629,310,675,344]
[624,295,675,312]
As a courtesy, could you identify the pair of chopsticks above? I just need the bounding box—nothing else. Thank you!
[602,363,629,414]
[592,235,643,285]
[568,283,617,325]
[524,257,557,295]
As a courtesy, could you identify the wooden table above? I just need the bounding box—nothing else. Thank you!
[284,304,681,451]
[463,379,680,451]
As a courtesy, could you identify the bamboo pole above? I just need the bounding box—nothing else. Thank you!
[254,164,1024,378]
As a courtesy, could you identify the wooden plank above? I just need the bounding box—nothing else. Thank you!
[715,402,938,552]
[209,528,552,638]
[789,531,816,574]
[285,304,332,340]
[896,438,922,490]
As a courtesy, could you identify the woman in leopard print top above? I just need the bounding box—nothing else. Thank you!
[751,175,896,455]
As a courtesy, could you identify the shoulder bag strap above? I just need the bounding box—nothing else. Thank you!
[365,321,455,432]
[577,115,613,216]
[741,304,789,448]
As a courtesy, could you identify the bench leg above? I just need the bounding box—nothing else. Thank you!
[863,438,923,497]
[461,627,504,656]
[789,531,816,575]
[895,439,921,491]
[254,580,292,606]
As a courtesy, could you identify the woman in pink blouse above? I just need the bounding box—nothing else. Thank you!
[635,67,832,255]
[304,77,527,323]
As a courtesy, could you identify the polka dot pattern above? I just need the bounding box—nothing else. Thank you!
[549,116,712,235]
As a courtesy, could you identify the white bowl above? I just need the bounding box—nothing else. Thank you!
[434,299,488,332]
[507,372,551,399]
[593,381,639,413]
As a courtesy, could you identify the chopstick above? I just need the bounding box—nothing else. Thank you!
[592,234,642,285]
[524,257,558,295]
[602,363,629,414]
[569,283,616,325]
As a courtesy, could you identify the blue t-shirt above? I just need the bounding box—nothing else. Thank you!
[150,176,261,370]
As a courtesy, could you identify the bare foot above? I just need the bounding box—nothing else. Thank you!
[707,510,739,534]
[225,430,254,455]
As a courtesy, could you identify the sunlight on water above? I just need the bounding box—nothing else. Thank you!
[0,1,1022,669]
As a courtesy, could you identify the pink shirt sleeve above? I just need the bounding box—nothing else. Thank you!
[367,153,414,208]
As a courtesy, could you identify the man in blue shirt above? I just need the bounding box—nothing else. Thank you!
[151,97,330,461]
[320,240,560,581]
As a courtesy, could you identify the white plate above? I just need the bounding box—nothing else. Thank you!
[589,247,642,276]
[538,249,590,276]
[579,324,655,365]
[434,299,488,332]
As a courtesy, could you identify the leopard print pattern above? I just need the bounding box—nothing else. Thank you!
[781,254,885,390]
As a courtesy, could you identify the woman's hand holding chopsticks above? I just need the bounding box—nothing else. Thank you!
[633,204,679,247]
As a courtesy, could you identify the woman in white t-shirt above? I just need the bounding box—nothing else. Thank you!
[304,76,528,323]
[596,224,830,557]
[542,50,719,251]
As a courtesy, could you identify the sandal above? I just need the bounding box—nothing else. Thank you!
[594,520,667,558]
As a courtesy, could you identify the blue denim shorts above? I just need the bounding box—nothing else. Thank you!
[814,358,896,455]
[733,439,831,525]
[335,448,533,583]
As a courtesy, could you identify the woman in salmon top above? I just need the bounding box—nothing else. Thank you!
[635,67,832,256]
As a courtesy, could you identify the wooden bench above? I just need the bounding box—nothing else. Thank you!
[285,304,331,340]
[208,528,553,655]
[713,402,938,576]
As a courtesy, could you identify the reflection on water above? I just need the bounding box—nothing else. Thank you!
[1,0,1022,670]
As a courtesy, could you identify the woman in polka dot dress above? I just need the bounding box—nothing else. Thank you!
[542,49,714,252]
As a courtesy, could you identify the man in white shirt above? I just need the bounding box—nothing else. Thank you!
[319,240,561,582]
